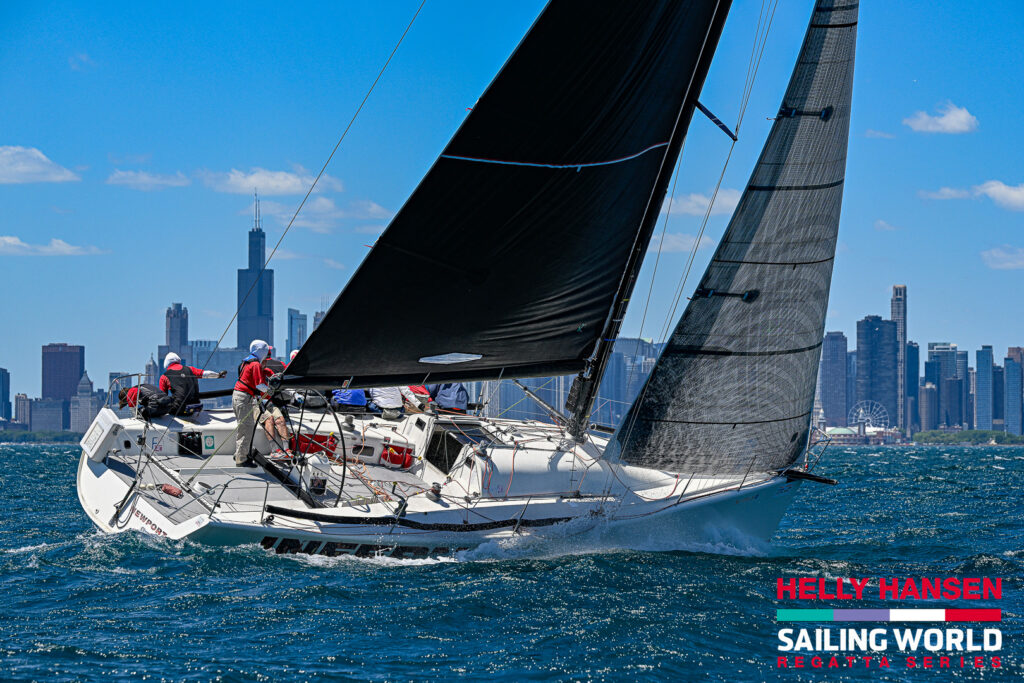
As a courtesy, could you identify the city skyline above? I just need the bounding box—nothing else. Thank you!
[3,3,1024,399]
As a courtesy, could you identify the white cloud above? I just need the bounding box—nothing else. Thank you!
[981,246,1024,270]
[68,53,94,71]
[666,188,741,216]
[106,169,190,190]
[323,258,345,270]
[865,129,895,139]
[0,236,103,256]
[973,180,1024,211]
[902,102,978,134]
[252,196,392,233]
[919,187,970,200]
[353,224,386,235]
[200,166,342,195]
[0,146,80,184]
[874,219,900,231]
[650,233,714,254]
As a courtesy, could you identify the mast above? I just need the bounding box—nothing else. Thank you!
[565,1,730,440]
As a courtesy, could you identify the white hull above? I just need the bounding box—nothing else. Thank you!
[76,406,803,558]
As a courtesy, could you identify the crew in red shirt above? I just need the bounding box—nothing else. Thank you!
[160,352,225,416]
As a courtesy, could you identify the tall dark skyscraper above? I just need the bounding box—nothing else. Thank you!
[927,342,959,426]
[820,332,848,426]
[975,346,994,430]
[993,364,1005,427]
[0,367,10,421]
[41,343,85,401]
[939,377,963,429]
[1005,358,1023,436]
[956,350,969,429]
[846,350,857,418]
[890,285,907,430]
[856,315,898,427]
[165,303,189,354]
[41,343,85,429]
[237,197,274,349]
[906,341,920,432]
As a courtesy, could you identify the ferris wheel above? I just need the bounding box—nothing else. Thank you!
[847,400,889,429]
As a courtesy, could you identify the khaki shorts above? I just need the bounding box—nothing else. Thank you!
[261,403,285,421]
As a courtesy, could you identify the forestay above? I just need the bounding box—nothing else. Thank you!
[613,1,858,474]
[283,0,731,389]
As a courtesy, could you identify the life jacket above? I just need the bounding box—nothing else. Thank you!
[162,364,199,414]
[237,355,262,394]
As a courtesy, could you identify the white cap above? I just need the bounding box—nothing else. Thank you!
[163,352,182,369]
[290,350,299,361]
[249,339,270,361]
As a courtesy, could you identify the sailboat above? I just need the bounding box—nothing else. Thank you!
[76,0,857,556]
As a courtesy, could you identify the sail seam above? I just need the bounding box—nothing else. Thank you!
[638,410,812,426]
[439,141,669,170]
[747,179,844,192]
[712,256,834,266]
[670,341,823,357]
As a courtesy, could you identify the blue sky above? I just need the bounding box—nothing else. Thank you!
[2,1,1023,398]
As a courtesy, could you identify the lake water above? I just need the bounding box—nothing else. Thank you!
[0,443,1020,681]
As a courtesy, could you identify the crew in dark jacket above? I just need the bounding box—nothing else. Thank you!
[159,352,226,415]
[119,384,174,420]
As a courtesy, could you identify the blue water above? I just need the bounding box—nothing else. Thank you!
[0,444,1020,681]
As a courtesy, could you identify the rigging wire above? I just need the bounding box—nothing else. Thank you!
[197,0,427,373]
[598,2,782,504]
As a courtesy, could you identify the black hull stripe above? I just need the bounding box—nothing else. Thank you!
[670,341,823,357]
[265,504,573,532]
[747,179,844,192]
[640,410,812,426]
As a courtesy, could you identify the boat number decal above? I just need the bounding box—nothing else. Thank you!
[133,508,167,536]
[204,435,215,450]
[150,437,163,452]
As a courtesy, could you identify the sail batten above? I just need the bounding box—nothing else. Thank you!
[613,0,858,475]
[282,0,732,390]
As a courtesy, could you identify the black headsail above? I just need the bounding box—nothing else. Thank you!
[282,1,731,390]
[610,0,858,474]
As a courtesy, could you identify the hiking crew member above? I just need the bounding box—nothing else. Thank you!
[233,340,270,467]
[429,383,470,413]
[159,352,225,416]
[119,384,173,420]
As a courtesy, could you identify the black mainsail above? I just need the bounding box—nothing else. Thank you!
[612,1,858,474]
[283,1,731,389]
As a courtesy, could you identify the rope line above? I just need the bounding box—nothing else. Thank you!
[439,141,669,170]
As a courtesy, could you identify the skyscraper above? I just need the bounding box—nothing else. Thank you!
[41,343,85,401]
[70,372,100,433]
[287,308,308,356]
[313,310,326,331]
[956,350,969,428]
[993,364,1005,430]
[846,350,857,418]
[1005,358,1022,436]
[237,197,274,349]
[919,383,938,432]
[14,393,30,425]
[906,341,920,432]
[820,332,848,426]
[891,285,907,429]
[975,346,994,430]
[927,342,958,426]
[166,303,189,355]
[41,343,85,429]
[939,377,962,429]
[856,315,898,427]
[0,367,10,421]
